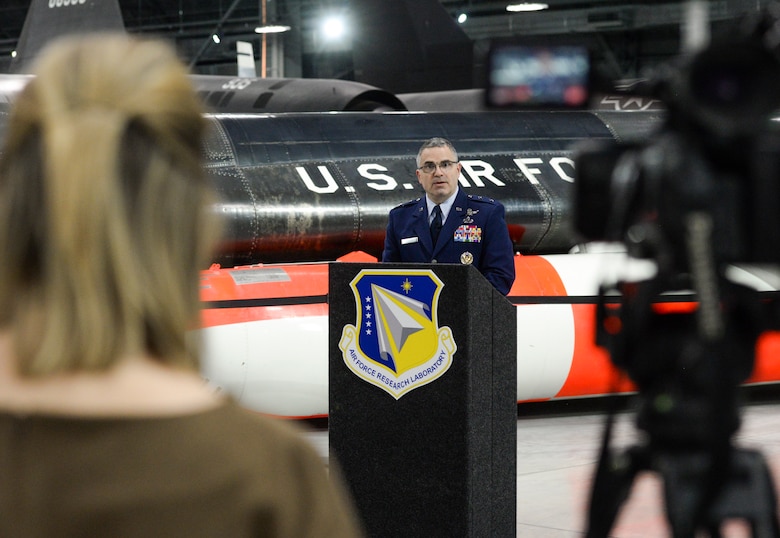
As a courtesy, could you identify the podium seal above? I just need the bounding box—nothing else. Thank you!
[338,269,457,399]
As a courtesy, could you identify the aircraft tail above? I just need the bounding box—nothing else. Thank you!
[12,0,125,73]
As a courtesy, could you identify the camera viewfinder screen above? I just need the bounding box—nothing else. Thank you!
[488,45,590,109]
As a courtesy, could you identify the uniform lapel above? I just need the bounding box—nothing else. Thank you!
[412,198,434,254]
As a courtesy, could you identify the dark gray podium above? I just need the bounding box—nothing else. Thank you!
[329,262,517,538]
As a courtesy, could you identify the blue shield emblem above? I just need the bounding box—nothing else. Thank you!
[339,269,457,399]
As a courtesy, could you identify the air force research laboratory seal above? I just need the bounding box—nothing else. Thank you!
[338,269,457,399]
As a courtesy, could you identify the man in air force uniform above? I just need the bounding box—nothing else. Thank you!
[382,137,515,295]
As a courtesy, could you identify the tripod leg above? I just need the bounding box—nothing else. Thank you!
[585,412,646,538]
[586,448,641,538]
[704,449,780,538]
[705,523,723,538]
[660,448,780,537]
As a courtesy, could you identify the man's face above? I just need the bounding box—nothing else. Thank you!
[416,146,461,204]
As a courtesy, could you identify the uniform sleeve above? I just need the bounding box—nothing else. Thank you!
[381,210,400,262]
[478,202,515,295]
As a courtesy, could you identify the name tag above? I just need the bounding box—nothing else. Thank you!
[401,236,419,245]
[454,225,482,243]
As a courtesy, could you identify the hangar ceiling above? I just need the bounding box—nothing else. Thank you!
[0,0,774,85]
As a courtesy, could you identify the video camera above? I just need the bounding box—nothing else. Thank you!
[487,9,780,265]
[486,5,780,368]
[487,6,780,536]
[573,14,780,267]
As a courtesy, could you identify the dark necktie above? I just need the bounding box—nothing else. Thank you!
[430,205,443,245]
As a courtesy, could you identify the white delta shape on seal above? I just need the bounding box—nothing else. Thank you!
[339,269,457,399]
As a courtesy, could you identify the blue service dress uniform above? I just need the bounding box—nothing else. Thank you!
[382,188,516,295]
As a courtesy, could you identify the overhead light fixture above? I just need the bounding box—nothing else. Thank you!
[506,3,549,12]
[255,24,291,34]
[587,11,627,28]
[457,13,468,23]
[10,50,16,58]
[212,33,221,44]
[322,16,346,40]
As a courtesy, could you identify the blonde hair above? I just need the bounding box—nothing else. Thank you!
[0,33,219,377]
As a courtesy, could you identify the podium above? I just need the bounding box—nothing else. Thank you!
[329,262,517,537]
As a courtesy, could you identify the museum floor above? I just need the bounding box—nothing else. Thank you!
[303,389,780,537]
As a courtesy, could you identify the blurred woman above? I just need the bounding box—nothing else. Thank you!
[0,33,363,538]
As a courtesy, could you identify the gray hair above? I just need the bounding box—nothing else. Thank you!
[416,137,458,167]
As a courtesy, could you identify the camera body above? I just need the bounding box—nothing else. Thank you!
[487,11,780,532]
[571,24,780,266]
[486,10,780,266]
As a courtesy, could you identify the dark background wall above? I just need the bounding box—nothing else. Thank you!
[0,1,772,92]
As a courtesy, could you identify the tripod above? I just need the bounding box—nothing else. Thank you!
[586,416,779,537]
[584,272,780,538]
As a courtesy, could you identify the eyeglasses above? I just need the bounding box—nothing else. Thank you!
[417,160,458,173]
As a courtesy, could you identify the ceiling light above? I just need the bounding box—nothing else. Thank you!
[506,3,549,12]
[457,13,468,23]
[255,24,291,34]
[212,33,221,44]
[322,16,346,40]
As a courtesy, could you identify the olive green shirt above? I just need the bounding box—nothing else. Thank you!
[0,401,363,537]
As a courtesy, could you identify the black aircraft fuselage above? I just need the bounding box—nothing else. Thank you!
[0,77,663,266]
[2,0,667,269]
[192,75,406,113]
[202,110,662,266]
